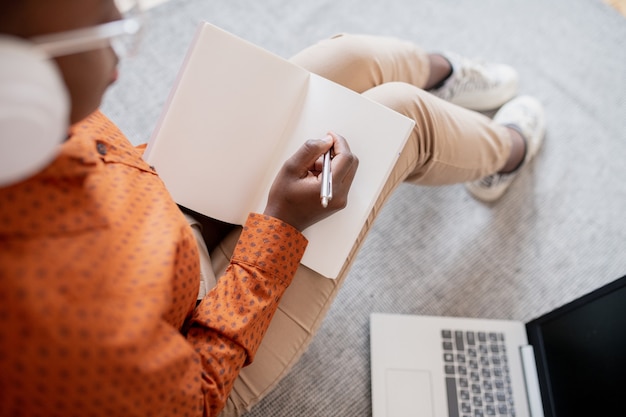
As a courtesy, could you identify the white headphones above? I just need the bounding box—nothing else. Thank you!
[0,35,69,187]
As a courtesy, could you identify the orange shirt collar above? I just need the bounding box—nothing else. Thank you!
[0,111,152,238]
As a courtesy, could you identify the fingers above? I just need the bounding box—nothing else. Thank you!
[263,132,358,230]
[285,135,333,176]
[328,131,359,189]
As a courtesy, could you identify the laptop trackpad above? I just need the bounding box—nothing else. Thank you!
[386,369,433,417]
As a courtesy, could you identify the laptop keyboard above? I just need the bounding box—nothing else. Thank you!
[442,330,516,417]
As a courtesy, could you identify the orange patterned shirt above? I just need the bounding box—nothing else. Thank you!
[0,111,308,417]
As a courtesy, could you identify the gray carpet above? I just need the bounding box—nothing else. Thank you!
[102,0,626,415]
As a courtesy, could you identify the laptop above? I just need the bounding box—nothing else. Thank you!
[370,275,626,417]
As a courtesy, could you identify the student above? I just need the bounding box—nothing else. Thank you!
[0,0,545,416]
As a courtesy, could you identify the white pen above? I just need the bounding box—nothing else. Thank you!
[320,149,332,208]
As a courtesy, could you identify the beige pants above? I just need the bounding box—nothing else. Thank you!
[195,34,511,416]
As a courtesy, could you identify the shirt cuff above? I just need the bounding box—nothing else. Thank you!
[231,213,308,285]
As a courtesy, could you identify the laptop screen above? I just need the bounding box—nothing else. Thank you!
[526,275,626,417]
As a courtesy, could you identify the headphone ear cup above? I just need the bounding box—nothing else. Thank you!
[0,36,70,187]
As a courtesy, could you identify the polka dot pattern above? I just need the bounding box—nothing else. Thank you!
[0,111,308,416]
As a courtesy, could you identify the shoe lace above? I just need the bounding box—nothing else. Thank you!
[478,173,505,188]
[442,59,496,100]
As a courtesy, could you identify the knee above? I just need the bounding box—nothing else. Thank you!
[291,33,374,66]
[363,82,434,118]
[290,34,385,90]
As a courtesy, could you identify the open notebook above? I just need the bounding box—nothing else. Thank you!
[144,23,414,279]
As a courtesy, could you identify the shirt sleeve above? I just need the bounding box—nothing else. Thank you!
[187,213,308,416]
[0,209,305,417]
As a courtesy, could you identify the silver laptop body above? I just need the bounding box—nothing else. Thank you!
[370,275,626,417]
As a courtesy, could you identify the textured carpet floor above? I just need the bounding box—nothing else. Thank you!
[102,0,626,415]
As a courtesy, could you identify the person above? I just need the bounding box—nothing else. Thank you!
[0,0,546,416]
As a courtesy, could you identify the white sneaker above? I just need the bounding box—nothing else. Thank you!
[430,52,519,111]
[465,96,546,202]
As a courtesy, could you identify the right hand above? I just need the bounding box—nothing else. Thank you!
[263,132,359,231]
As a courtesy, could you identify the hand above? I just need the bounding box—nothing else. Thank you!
[263,132,359,231]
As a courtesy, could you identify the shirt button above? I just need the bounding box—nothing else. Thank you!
[96,142,107,156]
